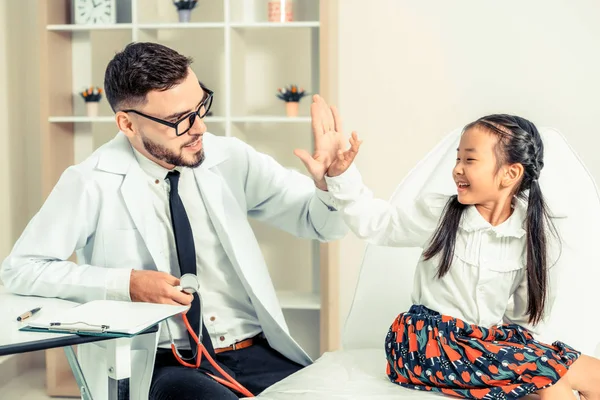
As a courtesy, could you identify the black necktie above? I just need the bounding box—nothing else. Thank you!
[166,170,215,361]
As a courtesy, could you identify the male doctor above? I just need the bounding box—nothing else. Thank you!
[1,42,348,399]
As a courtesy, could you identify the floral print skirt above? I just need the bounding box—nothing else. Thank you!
[385,305,580,399]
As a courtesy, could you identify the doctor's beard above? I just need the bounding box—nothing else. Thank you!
[141,133,205,168]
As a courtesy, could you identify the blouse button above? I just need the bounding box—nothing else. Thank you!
[219,336,225,341]
[210,316,216,322]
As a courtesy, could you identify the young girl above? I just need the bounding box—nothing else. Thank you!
[323,115,600,400]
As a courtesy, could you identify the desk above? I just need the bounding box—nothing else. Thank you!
[0,286,157,400]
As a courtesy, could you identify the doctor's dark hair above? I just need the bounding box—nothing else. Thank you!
[104,42,193,112]
[422,114,557,325]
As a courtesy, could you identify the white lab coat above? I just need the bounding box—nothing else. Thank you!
[1,132,347,399]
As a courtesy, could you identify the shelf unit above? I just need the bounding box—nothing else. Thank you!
[38,0,339,395]
[47,21,321,30]
[48,116,310,123]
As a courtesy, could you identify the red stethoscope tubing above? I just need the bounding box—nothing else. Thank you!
[171,311,255,398]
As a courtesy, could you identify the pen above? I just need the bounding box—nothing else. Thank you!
[49,322,109,327]
[16,307,42,321]
[49,322,110,333]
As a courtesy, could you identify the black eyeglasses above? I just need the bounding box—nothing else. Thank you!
[123,87,214,136]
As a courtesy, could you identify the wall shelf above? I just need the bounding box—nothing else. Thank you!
[47,22,320,31]
[47,24,133,31]
[277,291,321,310]
[230,22,320,29]
[48,116,114,123]
[231,116,311,123]
[137,23,226,30]
[48,116,227,123]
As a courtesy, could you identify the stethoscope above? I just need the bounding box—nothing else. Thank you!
[165,273,255,398]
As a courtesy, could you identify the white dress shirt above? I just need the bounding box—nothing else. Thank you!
[133,149,262,350]
[325,167,559,334]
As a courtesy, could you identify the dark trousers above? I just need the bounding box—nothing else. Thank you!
[150,336,304,399]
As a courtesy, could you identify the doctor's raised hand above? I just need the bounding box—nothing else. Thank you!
[294,95,349,190]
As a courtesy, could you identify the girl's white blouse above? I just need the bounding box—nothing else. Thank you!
[325,167,559,334]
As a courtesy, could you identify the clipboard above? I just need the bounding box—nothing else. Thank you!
[19,300,189,338]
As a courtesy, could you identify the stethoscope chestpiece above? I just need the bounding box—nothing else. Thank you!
[180,273,200,294]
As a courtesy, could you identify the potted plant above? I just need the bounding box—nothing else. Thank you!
[79,86,103,117]
[173,0,198,23]
[276,85,307,117]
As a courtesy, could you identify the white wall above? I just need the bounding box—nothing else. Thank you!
[0,1,11,265]
[0,0,45,382]
[336,0,600,335]
[0,0,42,278]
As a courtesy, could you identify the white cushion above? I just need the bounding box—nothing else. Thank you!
[257,349,446,399]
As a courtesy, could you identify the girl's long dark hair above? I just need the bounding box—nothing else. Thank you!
[423,115,557,325]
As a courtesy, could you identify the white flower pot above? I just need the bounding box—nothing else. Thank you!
[86,102,99,117]
[178,9,192,23]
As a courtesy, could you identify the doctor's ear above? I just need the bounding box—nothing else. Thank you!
[500,163,524,188]
[115,111,136,138]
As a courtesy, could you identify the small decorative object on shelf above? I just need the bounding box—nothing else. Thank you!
[173,0,198,23]
[276,85,307,117]
[72,0,116,24]
[268,0,293,23]
[80,86,103,117]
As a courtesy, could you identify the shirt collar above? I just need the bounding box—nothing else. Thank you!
[460,197,527,238]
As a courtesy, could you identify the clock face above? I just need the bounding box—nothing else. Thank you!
[75,0,115,24]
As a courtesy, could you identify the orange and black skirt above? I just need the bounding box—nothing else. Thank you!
[385,305,580,399]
